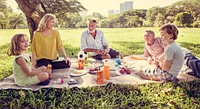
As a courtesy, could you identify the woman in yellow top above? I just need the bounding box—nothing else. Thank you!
[31,14,71,69]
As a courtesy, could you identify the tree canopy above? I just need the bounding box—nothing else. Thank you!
[2,0,200,35]
[0,0,26,29]
[15,0,86,40]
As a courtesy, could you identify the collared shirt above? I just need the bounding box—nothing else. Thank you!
[80,29,109,56]
[144,37,167,59]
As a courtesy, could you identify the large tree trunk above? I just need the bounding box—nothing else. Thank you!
[15,0,46,41]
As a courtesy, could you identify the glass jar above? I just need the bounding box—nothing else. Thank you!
[96,68,103,84]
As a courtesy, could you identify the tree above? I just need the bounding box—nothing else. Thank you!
[91,12,105,20]
[154,13,165,27]
[9,13,26,29]
[146,7,165,27]
[15,0,85,40]
[0,0,14,29]
[107,14,120,28]
[15,0,46,40]
[175,12,193,27]
[122,9,147,27]
[63,13,82,28]
[100,19,109,28]
[166,0,200,26]
[76,20,87,28]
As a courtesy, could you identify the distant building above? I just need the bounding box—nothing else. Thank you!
[108,10,119,16]
[120,1,133,13]
[120,3,125,13]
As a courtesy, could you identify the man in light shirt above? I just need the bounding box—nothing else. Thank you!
[80,18,123,60]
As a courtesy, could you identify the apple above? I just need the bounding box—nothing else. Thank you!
[126,69,131,74]
[119,69,125,74]
[61,79,64,84]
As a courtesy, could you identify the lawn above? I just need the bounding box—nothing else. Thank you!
[0,28,200,108]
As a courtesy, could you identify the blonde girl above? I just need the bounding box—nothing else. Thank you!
[31,14,71,69]
[7,34,50,86]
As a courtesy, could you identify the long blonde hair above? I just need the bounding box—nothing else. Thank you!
[37,14,56,32]
[7,34,28,56]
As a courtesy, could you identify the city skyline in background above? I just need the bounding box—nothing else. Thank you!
[9,0,183,17]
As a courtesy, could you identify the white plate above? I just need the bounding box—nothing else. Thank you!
[102,59,117,71]
[70,70,88,77]
[102,59,114,63]
[88,70,98,74]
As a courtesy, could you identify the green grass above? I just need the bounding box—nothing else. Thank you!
[0,28,200,108]
[0,28,200,79]
[0,82,200,108]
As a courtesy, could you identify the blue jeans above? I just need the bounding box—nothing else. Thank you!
[185,53,200,78]
[92,48,120,60]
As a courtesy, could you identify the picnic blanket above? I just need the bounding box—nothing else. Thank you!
[0,55,198,90]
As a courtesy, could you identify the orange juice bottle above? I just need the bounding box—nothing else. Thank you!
[78,60,84,70]
[103,60,110,80]
[47,64,52,72]
[47,64,52,78]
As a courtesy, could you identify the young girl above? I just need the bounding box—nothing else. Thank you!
[7,34,51,86]
[139,24,184,82]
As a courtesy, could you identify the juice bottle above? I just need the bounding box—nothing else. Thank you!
[47,64,52,73]
[116,55,121,65]
[47,64,52,78]
[103,60,110,80]
[96,68,103,84]
[78,60,84,70]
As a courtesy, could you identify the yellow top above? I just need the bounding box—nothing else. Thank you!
[31,29,63,60]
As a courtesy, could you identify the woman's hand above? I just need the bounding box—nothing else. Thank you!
[147,56,153,64]
[152,60,159,66]
[65,57,71,66]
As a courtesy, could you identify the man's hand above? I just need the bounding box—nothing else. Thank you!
[101,49,108,55]
[95,49,102,54]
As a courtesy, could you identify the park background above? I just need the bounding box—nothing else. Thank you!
[0,0,200,108]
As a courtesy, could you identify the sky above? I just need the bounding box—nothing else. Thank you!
[9,0,183,16]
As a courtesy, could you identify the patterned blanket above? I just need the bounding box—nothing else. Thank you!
[0,55,198,90]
